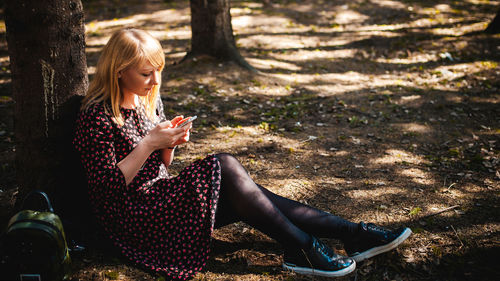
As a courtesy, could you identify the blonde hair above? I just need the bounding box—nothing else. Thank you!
[82,28,165,126]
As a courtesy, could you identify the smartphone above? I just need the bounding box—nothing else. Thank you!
[178,116,197,128]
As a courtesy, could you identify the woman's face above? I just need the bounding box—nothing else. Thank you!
[118,60,160,98]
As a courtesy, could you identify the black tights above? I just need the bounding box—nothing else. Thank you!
[214,153,359,251]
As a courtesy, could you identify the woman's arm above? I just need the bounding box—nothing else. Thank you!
[74,108,128,190]
[117,136,156,185]
[160,147,176,168]
[118,121,190,185]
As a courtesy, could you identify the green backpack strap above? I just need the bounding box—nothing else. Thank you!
[21,189,55,213]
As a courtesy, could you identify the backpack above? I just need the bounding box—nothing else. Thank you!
[0,190,71,281]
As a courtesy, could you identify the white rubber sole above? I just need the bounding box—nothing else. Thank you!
[283,260,356,277]
[350,227,412,262]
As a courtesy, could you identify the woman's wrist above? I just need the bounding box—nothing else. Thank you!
[141,135,157,153]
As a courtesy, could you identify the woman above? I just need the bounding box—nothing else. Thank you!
[74,28,411,280]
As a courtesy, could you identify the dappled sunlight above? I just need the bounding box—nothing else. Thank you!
[426,203,459,215]
[231,6,261,18]
[273,49,357,63]
[331,150,349,157]
[85,35,112,48]
[399,95,422,104]
[270,72,369,85]
[468,95,500,104]
[368,0,406,10]
[346,186,406,200]
[357,23,407,32]
[466,0,499,5]
[430,25,473,36]
[400,168,436,185]
[149,8,191,24]
[187,125,268,156]
[232,15,288,30]
[432,65,475,81]
[372,149,428,166]
[87,66,96,75]
[151,28,190,41]
[72,2,500,281]
[85,8,190,34]
[85,7,191,55]
[392,122,430,134]
[1,0,499,280]
[302,83,368,96]
[212,125,261,137]
[309,36,365,48]
[334,8,369,25]
[266,69,436,97]
[239,34,320,50]
[86,17,139,33]
[377,52,437,64]
[435,182,495,202]
[246,57,301,71]
[273,179,315,200]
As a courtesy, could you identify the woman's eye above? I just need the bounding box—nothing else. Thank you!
[142,73,150,77]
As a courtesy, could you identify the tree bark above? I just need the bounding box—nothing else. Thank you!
[186,0,256,72]
[485,7,500,34]
[4,0,88,207]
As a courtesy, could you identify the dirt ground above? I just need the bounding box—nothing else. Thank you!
[1,0,499,280]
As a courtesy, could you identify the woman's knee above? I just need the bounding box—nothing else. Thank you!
[215,153,239,166]
[216,153,250,177]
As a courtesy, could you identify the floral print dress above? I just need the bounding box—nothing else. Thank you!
[73,100,221,280]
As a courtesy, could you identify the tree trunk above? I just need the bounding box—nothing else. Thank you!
[485,7,500,34]
[4,0,88,208]
[262,0,273,8]
[186,0,256,72]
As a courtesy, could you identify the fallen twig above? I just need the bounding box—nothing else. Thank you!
[419,205,460,219]
[450,224,465,248]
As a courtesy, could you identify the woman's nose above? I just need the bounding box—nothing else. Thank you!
[151,72,159,85]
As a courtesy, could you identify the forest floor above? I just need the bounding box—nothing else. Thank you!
[1,0,499,280]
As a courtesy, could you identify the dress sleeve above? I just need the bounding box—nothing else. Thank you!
[73,107,126,191]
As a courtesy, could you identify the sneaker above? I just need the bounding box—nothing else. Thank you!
[283,236,356,277]
[344,222,412,262]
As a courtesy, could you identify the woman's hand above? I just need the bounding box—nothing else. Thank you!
[145,124,191,150]
[118,116,192,184]
[158,116,192,168]
[170,116,184,127]
[171,116,192,144]
[144,116,192,151]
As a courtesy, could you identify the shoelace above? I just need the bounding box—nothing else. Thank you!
[316,240,334,258]
[299,239,330,274]
[367,223,391,239]
[301,248,315,274]
[316,239,346,267]
[367,223,389,233]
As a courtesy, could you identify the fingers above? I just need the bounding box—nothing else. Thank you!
[168,126,191,140]
[158,120,173,129]
[176,116,195,128]
[170,124,191,146]
[183,130,190,142]
[154,117,193,148]
[170,116,184,127]
[173,130,190,146]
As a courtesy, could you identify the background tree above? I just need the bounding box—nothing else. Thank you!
[4,0,88,209]
[185,0,256,72]
[485,7,500,34]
